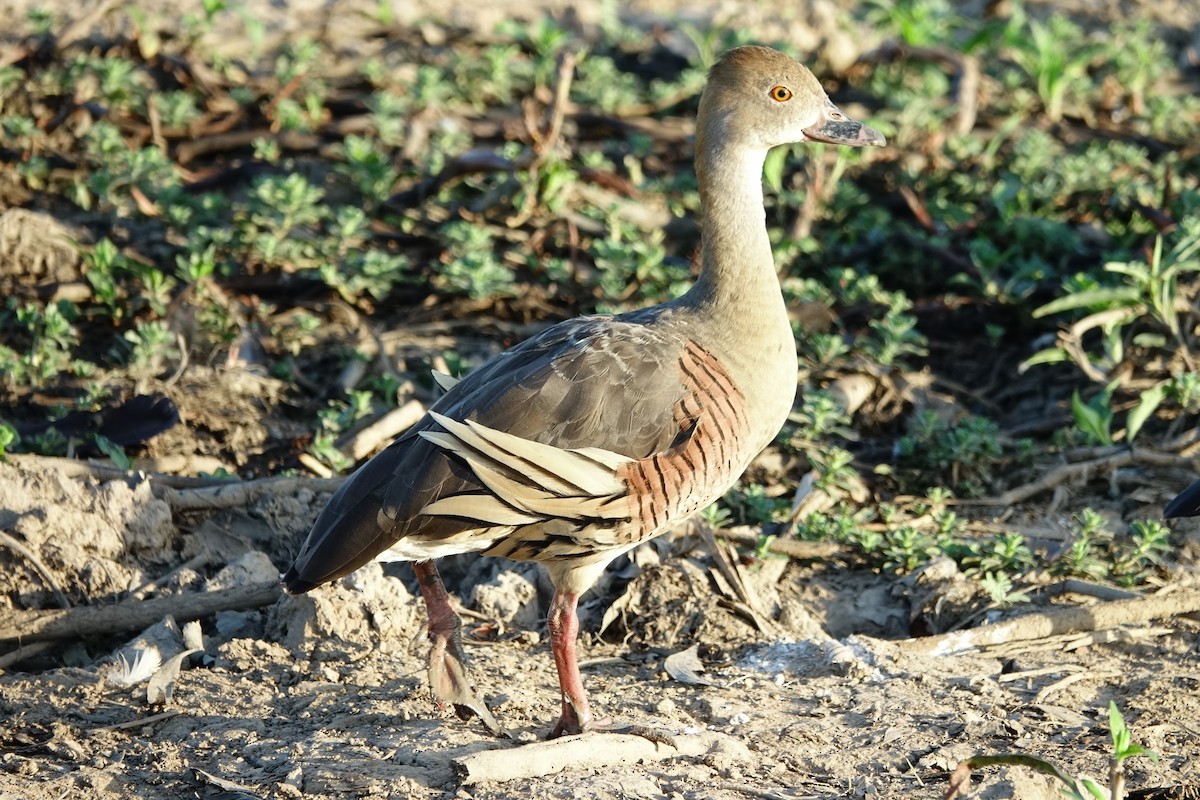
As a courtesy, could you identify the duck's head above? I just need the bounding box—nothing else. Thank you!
[698,45,885,152]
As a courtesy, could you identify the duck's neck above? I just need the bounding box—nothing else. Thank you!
[681,136,786,332]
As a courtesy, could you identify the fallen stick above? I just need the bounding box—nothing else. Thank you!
[6,455,345,512]
[0,529,71,610]
[0,582,282,644]
[453,731,746,784]
[6,453,227,488]
[713,527,852,561]
[157,476,344,512]
[961,449,1191,507]
[0,641,55,671]
[336,399,425,461]
[902,589,1200,657]
[858,42,979,134]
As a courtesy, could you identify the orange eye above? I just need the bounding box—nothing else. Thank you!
[770,85,792,102]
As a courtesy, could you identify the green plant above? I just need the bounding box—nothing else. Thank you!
[895,411,1010,497]
[882,525,938,573]
[124,321,181,375]
[0,300,85,386]
[338,135,400,209]
[810,447,861,498]
[965,531,1035,576]
[865,0,962,47]
[1025,221,1200,441]
[0,423,17,457]
[1071,384,1116,446]
[1005,4,1098,122]
[722,483,786,527]
[1104,19,1170,117]
[789,390,854,444]
[698,502,733,530]
[240,173,328,269]
[79,122,182,214]
[435,221,516,300]
[1166,372,1200,413]
[592,222,686,307]
[979,572,1030,607]
[306,390,374,473]
[1051,509,1111,581]
[93,435,133,470]
[1111,520,1171,586]
[947,701,1157,800]
[796,507,880,553]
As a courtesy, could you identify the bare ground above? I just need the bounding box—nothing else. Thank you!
[2,457,1199,800]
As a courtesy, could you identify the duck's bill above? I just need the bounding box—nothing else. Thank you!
[803,104,886,147]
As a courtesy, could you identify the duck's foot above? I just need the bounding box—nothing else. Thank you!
[550,707,677,747]
[560,719,678,749]
[413,560,506,736]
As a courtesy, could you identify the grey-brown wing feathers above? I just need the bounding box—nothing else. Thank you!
[284,314,694,592]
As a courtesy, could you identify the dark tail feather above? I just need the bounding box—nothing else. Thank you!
[1164,478,1200,518]
[282,567,316,594]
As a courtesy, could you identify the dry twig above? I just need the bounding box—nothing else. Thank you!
[336,399,425,461]
[0,529,71,610]
[712,527,851,561]
[6,453,343,511]
[902,589,1200,656]
[157,476,344,512]
[7,453,227,488]
[0,582,282,644]
[963,448,1192,507]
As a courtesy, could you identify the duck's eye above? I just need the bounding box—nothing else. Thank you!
[769,85,793,102]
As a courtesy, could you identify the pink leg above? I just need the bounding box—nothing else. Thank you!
[412,560,503,734]
[548,590,594,737]
[547,589,676,746]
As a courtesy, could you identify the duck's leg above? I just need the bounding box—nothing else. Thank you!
[547,589,677,745]
[412,560,505,735]
[547,590,592,737]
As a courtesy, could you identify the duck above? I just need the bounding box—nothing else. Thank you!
[283,45,885,738]
[1165,479,1200,518]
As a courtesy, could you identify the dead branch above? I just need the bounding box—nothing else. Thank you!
[6,454,344,512]
[453,731,743,784]
[530,52,577,162]
[901,589,1200,657]
[89,710,182,733]
[0,641,56,671]
[176,128,321,164]
[0,529,70,610]
[701,527,775,634]
[712,527,851,561]
[55,0,122,50]
[6,453,228,488]
[962,448,1192,507]
[0,582,282,644]
[157,476,345,512]
[1045,579,1139,602]
[335,399,425,461]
